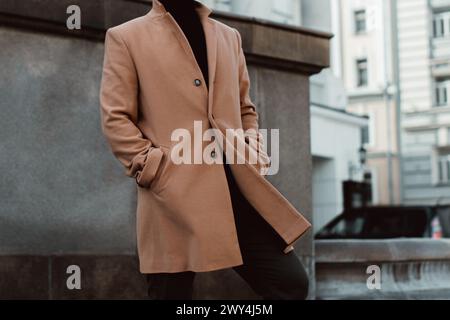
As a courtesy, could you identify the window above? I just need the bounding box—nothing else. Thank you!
[354,9,367,34]
[356,58,368,87]
[361,126,370,146]
[433,16,445,37]
[433,12,450,38]
[361,111,375,148]
[435,80,449,107]
[437,154,450,184]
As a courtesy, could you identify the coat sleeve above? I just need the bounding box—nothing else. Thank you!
[234,28,271,175]
[100,28,163,188]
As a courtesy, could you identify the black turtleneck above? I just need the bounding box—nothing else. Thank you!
[159,0,209,88]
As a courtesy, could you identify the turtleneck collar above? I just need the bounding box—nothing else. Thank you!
[150,0,212,20]
[159,0,196,13]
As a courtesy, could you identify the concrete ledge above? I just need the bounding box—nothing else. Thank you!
[215,13,331,74]
[0,0,331,74]
[316,239,450,263]
[315,239,450,299]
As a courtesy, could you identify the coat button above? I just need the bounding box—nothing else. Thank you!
[194,79,202,87]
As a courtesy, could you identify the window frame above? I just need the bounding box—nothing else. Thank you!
[435,80,449,107]
[433,146,450,185]
[433,12,450,38]
[437,154,450,184]
[354,9,367,34]
[356,58,369,88]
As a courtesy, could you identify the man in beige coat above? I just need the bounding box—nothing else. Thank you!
[100,0,311,299]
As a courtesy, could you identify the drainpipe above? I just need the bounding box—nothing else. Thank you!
[390,0,404,204]
[384,85,395,204]
[381,0,395,205]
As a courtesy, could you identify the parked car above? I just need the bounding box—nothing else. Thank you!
[315,205,450,240]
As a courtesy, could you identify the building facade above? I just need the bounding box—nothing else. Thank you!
[338,0,402,205]
[338,0,450,206]
[302,0,369,232]
[398,0,450,205]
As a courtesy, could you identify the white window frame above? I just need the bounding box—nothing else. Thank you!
[433,12,450,38]
[435,80,449,107]
[437,154,450,184]
[432,147,450,185]
[354,9,367,34]
[356,58,368,88]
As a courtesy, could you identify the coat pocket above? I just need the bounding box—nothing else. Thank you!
[148,145,173,195]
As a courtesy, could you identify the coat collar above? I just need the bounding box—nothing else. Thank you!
[148,0,212,21]
[146,0,217,116]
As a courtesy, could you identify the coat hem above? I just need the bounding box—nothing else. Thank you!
[282,216,312,254]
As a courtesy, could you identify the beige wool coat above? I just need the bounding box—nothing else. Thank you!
[100,0,311,273]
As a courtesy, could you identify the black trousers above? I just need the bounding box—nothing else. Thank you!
[146,162,309,300]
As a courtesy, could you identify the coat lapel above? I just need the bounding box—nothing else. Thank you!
[202,19,217,116]
[148,0,218,114]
